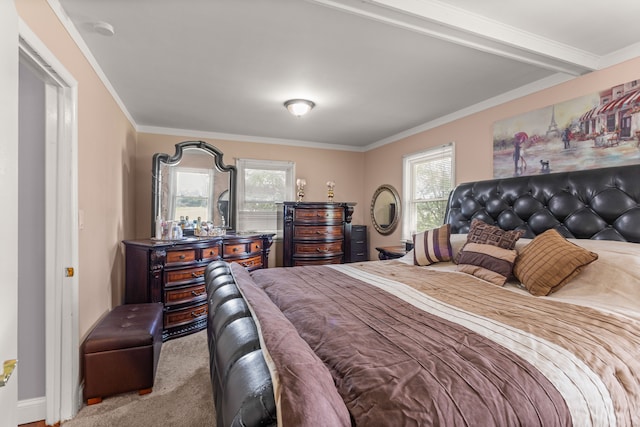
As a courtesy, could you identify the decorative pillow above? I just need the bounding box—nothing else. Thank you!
[456,243,518,285]
[513,229,598,296]
[455,218,525,263]
[413,224,452,266]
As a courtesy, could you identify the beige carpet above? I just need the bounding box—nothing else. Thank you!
[63,330,216,427]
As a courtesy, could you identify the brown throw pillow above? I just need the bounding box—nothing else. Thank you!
[456,219,525,263]
[513,229,598,296]
[457,243,518,286]
[413,224,452,266]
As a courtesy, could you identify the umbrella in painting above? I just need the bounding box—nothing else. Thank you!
[514,132,528,143]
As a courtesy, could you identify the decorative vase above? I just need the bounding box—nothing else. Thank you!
[326,181,335,203]
[296,178,306,202]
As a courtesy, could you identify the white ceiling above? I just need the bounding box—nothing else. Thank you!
[55,0,640,150]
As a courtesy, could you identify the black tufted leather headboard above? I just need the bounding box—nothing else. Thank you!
[444,164,640,243]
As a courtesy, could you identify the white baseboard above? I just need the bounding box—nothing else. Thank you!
[16,383,84,425]
[17,396,46,425]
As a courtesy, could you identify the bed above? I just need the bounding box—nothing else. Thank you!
[206,163,640,426]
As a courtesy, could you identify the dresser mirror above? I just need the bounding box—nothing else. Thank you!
[152,141,236,235]
[370,184,401,235]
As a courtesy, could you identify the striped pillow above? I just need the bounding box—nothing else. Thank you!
[413,224,452,266]
[514,229,598,296]
[455,219,525,263]
[457,242,518,286]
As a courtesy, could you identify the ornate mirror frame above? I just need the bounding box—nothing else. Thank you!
[151,141,237,235]
[370,184,401,235]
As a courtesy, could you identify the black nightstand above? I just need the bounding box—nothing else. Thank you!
[350,225,368,262]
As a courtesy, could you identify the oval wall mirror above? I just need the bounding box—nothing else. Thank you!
[370,184,401,235]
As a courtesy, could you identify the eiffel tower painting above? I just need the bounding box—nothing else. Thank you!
[546,105,560,138]
[493,78,640,179]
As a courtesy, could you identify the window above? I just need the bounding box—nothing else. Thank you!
[168,167,215,222]
[402,143,455,241]
[236,159,295,232]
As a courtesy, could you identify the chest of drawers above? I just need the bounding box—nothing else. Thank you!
[278,202,355,266]
[350,225,368,262]
[123,233,273,341]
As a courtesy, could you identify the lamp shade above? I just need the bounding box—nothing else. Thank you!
[284,99,315,117]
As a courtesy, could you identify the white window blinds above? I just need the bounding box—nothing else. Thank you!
[402,143,455,241]
[236,159,295,233]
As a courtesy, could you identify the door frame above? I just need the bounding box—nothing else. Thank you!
[18,19,80,424]
[0,2,19,424]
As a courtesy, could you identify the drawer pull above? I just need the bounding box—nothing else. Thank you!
[191,309,205,318]
[179,254,186,260]
[191,290,205,296]
[208,250,215,256]
[314,230,325,235]
[233,247,239,252]
[316,247,328,253]
[191,272,204,278]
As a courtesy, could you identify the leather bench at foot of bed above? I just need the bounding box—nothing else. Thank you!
[83,302,163,405]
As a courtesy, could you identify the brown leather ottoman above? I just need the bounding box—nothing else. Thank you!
[83,303,163,404]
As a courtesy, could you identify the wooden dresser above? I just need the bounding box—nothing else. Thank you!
[278,202,355,266]
[123,233,274,341]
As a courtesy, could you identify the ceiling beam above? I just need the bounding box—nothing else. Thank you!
[309,0,599,75]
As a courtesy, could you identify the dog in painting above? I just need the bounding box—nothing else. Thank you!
[540,159,550,172]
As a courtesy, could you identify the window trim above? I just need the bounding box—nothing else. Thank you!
[236,158,295,232]
[401,142,455,241]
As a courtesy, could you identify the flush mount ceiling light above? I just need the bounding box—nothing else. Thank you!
[284,99,315,117]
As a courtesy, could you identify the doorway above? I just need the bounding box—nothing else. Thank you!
[17,59,47,425]
[621,114,631,138]
[17,25,80,425]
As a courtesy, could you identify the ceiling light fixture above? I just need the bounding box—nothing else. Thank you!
[284,99,315,117]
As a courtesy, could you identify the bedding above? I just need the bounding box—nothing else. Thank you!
[208,164,640,426]
[229,234,640,426]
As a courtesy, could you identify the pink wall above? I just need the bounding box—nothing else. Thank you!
[363,56,640,253]
[17,0,137,339]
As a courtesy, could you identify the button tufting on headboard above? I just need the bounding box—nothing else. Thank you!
[444,164,640,243]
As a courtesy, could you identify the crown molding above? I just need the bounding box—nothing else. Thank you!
[364,73,574,151]
[136,126,366,152]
